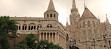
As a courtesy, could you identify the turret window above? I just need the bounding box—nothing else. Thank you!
[50,14,52,17]
[47,14,49,18]
[83,22,85,28]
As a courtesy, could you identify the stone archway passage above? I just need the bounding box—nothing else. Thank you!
[69,46,79,49]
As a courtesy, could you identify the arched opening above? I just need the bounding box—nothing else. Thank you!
[22,24,27,30]
[88,21,90,27]
[69,46,79,49]
[50,14,52,17]
[17,23,21,30]
[47,24,52,28]
[29,23,36,30]
[47,14,49,18]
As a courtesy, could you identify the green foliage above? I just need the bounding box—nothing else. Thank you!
[0,38,10,49]
[0,16,17,37]
[15,34,63,49]
[15,34,37,49]
[36,40,63,49]
[0,16,18,49]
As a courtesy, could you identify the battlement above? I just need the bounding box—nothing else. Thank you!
[10,17,45,21]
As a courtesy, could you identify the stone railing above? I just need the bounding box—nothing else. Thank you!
[38,27,59,31]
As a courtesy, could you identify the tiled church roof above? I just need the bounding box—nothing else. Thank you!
[80,7,96,19]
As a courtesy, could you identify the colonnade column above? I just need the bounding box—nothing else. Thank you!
[49,33,50,42]
[43,33,44,40]
[52,33,53,42]
[39,33,41,40]
[58,32,59,44]
[46,33,47,40]
[55,32,57,44]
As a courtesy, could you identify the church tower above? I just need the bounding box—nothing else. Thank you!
[44,0,58,21]
[70,0,80,26]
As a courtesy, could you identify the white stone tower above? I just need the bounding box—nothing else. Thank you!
[44,0,58,21]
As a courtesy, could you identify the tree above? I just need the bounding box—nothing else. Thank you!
[15,33,63,49]
[36,40,63,49]
[15,33,37,49]
[0,16,18,49]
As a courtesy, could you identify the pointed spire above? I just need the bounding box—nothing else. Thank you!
[66,18,69,26]
[72,0,76,9]
[106,14,110,24]
[84,0,87,9]
[47,0,55,11]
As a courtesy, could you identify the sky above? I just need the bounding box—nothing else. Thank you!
[0,0,111,26]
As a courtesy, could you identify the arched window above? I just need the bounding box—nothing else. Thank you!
[47,14,49,18]
[31,26,33,30]
[37,24,42,30]
[88,21,90,27]
[88,29,91,39]
[84,30,86,39]
[54,14,55,18]
[29,23,36,30]
[22,24,27,30]
[94,30,96,36]
[92,21,95,27]
[47,24,52,28]
[50,14,52,17]
[28,26,30,30]
[22,26,24,30]
[83,22,85,28]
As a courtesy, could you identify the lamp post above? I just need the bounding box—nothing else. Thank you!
[35,40,38,49]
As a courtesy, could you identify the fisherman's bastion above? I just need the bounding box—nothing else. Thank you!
[8,0,111,49]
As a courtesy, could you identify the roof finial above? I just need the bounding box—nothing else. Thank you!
[72,0,76,9]
[47,0,55,11]
[106,14,110,24]
[84,0,87,9]
[66,17,69,26]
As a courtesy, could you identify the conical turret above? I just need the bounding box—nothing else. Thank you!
[71,0,78,12]
[44,0,58,21]
[47,0,55,11]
